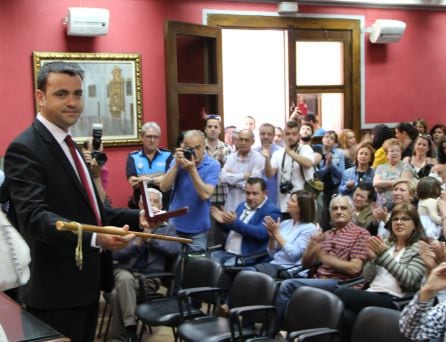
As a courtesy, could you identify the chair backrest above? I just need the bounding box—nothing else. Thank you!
[285,286,344,334]
[351,306,412,342]
[164,252,184,296]
[228,270,277,321]
[181,257,223,303]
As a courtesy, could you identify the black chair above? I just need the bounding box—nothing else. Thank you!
[289,306,411,342]
[337,276,414,311]
[177,270,278,342]
[247,286,344,342]
[350,306,411,342]
[96,252,183,341]
[135,257,223,341]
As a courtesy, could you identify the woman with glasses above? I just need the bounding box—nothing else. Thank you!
[335,203,426,341]
[402,134,438,180]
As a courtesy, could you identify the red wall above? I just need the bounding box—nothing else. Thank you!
[0,0,444,207]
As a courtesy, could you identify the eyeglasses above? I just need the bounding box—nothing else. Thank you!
[144,135,160,140]
[391,216,412,223]
[418,133,432,139]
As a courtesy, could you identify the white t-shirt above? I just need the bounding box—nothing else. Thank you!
[271,145,314,211]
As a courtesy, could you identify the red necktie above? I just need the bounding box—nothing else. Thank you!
[65,135,102,226]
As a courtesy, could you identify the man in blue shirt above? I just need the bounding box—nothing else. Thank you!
[160,130,220,252]
[126,122,173,209]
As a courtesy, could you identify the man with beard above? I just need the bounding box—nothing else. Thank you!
[264,120,314,219]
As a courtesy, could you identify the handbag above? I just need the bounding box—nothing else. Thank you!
[0,211,31,292]
[304,178,325,195]
[299,164,324,196]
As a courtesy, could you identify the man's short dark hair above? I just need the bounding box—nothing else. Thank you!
[285,120,299,130]
[396,121,419,141]
[37,61,84,92]
[246,177,267,192]
[356,182,376,202]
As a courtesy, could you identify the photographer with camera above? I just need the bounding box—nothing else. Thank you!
[160,130,220,253]
[264,120,315,219]
[82,123,109,204]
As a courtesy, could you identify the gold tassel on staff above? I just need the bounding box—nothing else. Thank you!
[56,221,193,271]
[56,221,193,244]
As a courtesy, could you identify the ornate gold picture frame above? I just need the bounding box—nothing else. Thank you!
[33,52,143,147]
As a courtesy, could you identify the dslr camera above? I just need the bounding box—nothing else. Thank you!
[279,181,293,194]
[91,123,108,167]
[183,147,196,161]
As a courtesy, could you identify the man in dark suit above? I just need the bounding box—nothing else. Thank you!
[0,62,149,342]
[210,177,281,266]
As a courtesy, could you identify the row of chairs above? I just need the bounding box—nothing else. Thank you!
[98,253,411,341]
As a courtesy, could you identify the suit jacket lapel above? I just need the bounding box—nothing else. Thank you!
[33,120,91,205]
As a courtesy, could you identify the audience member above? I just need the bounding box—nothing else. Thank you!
[339,142,375,197]
[417,176,443,239]
[108,189,180,342]
[220,129,264,212]
[244,115,256,132]
[400,261,446,341]
[335,203,426,341]
[373,138,405,210]
[160,130,220,252]
[395,121,419,159]
[210,177,280,266]
[352,183,378,235]
[256,123,283,206]
[374,179,417,238]
[338,129,358,169]
[430,124,446,159]
[274,126,284,147]
[204,115,232,246]
[435,135,446,164]
[316,130,345,230]
[252,190,317,277]
[302,114,325,137]
[402,134,438,180]
[413,118,428,135]
[274,195,370,333]
[126,122,173,209]
[82,139,109,204]
[371,124,392,168]
[0,61,146,342]
[224,125,237,148]
[265,120,314,218]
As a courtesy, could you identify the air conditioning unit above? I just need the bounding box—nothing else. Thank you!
[369,19,406,44]
[66,7,110,37]
[278,1,298,15]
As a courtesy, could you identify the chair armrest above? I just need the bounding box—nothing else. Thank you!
[207,244,223,252]
[229,305,276,340]
[177,287,223,318]
[288,328,340,341]
[337,276,365,288]
[235,251,269,266]
[391,293,415,311]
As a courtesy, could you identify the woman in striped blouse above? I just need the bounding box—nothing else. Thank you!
[334,203,427,341]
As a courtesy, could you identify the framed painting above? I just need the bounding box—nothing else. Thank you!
[33,52,143,147]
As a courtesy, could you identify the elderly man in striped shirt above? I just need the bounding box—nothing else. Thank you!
[274,195,370,334]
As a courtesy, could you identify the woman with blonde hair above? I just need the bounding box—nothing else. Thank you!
[373,138,405,210]
[338,129,357,169]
